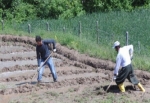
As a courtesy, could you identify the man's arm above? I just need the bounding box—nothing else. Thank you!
[36,47,41,67]
[114,55,121,76]
[43,39,56,49]
[127,45,133,59]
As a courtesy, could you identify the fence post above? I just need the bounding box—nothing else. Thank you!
[28,24,31,34]
[63,27,65,33]
[79,21,81,38]
[96,21,99,44]
[1,20,4,30]
[138,41,141,54]
[46,22,49,31]
[126,31,129,45]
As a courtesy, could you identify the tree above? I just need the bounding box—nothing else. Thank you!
[2,0,36,22]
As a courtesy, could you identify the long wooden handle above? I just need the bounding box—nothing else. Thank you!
[40,53,52,69]
[106,80,113,92]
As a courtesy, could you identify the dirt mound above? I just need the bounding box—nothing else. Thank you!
[0,35,115,70]
[1,35,36,46]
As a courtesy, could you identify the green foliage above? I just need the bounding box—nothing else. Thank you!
[105,0,133,11]
[132,0,150,7]
[82,0,133,12]
[32,0,85,19]
[1,0,150,21]
[1,0,36,22]
[11,0,36,22]
[3,9,13,20]
[0,8,3,20]
[58,0,85,19]
[41,0,82,19]
[82,0,105,12]
[0,0,13,9]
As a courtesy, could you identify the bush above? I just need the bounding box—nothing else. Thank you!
[0,8,2,20]
[82,0,133,12]
[2,0,36,22]
[33,0,85,19]
[1,0,150,21]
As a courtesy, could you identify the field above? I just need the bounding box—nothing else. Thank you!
[0,35,150,103]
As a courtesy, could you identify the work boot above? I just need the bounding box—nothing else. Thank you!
[37,80,42,86]
[118,83,125,92]
[52,74,57,82]
[53,78,57,82]
[137,83,145,92]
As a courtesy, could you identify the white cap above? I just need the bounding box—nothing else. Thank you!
[113,41,120,48]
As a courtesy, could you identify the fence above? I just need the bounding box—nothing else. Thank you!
[0,19,148,57]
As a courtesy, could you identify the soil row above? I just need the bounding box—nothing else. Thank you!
[0,35,115,70]
[0,59,93,73]
[0,76,104,95]
[0,42,35,50]
[0,65,37,73]
[0,69,96,82]
[0,49,33,54]
[0,57,36,62]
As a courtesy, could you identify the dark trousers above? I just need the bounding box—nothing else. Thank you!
[115,64,139,85]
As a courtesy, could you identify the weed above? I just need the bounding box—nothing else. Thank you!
[31,93,39,97]
[46,91,59,97]
[0,84,6,90]
[68,88,74,92]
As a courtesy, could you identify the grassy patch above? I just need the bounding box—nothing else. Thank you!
[45,91,59,97]
[0,84,6,90]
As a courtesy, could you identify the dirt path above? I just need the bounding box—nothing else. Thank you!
[0,35,150,103]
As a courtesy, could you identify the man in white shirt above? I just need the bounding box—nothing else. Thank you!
[113,41,145,92]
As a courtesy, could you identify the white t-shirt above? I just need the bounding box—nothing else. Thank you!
[114,45,133,75]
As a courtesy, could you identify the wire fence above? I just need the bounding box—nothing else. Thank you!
[0,20,149,57]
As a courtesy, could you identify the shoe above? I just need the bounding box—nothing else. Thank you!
[137,83,145,92]
[54,79,57,82]
[118,83,125,92]
[37,80,42,86]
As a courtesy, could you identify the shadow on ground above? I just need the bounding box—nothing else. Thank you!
[102,85,136,93]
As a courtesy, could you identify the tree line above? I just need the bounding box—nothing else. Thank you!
[0,0,150,22]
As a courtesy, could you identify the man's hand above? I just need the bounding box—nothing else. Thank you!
[113,76,116,81]
[37,67,41,72]
[130,53,133,60]
[131,56,133,60]
[53,49,56,52]
[130,54,133,60]
[113,74,117,81]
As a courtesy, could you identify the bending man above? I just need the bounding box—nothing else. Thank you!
[113,41,145,92]
[35,35,57,83]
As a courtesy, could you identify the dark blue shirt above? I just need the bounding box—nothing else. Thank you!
[36,39,56,66]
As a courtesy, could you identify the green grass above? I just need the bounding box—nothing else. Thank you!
[1,9,150,71]
[0,84,6,90]
[45,91,59,97]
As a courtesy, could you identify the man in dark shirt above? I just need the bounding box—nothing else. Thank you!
[35,36,57,83]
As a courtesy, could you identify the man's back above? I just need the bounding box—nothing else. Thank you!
[117,45,133,67]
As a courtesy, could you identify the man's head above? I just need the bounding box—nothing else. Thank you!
[35,36,42,46]
[113,41,120,52]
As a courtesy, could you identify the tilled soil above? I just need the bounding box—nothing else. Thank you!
[0,35,150,103]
